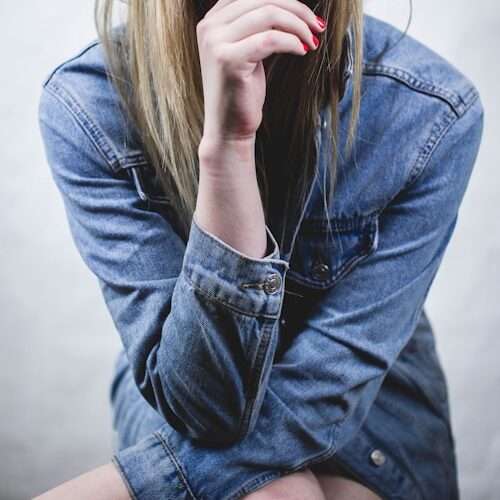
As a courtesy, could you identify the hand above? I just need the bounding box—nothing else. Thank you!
[196,0,327,144]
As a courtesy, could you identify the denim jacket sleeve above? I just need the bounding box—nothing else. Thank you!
[108,91,484,498]
[38,83,291,446]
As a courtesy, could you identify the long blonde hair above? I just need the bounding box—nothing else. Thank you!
[94,0,363,243]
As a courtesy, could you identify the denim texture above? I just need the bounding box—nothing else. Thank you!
[38,14,484,500]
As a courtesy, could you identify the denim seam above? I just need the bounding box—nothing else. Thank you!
[182,270,282,320]
[236,320,276,439]
[404,90,480,191]
[44,81,147,174]
[300,211,378,232]
[191,216,289,268]
[231,421,339,499]
[111,455,139,500]
[229,471,284,500]
[287,216,379,289]
[183,284,276,443]
[288,211,380,290]
[154,431,198,500]
[43,83,120,173]
[41,38,101,87]
[362,62,472,117]
[324,457,392,500]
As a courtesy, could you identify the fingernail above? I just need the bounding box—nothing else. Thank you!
[312,34,320,48]
[316,16,326,29]
[302,42,310,52]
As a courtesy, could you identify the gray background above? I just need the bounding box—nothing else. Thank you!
[0,1,498,499]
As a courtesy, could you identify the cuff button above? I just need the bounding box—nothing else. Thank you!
[263,273,282,294]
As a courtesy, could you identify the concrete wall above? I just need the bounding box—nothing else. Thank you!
[0,1,498,498]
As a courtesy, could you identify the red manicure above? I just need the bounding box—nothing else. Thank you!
[316,16,326,29]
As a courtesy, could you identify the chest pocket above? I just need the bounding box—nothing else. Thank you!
[287,212,379,290]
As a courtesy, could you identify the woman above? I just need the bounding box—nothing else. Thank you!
[36,0,484,498]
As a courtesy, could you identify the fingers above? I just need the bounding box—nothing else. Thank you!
[219,28,312,63]
[197,0,326,64]
[206,0,325,37]
[221,4,323,52]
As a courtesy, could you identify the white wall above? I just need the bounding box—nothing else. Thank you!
[0,1,498,499]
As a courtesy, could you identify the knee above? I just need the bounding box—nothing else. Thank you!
[241,468,326,500]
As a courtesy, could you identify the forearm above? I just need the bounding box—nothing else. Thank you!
[195,135,268,259]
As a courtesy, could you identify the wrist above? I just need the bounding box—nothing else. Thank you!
[198,134,256,169]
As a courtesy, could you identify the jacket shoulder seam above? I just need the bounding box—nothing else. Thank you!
[42,38,101,88]
[403,90,480,191]
[362,61,478,117]
[43,81,120,173]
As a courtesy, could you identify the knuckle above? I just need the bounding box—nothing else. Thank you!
[196,19,206,35]
[204,32,217,51]
[261,31,277,50]
[212,44,228,64]
[298,3,312,20]
[197,18,215,40]
[263,4,279,21]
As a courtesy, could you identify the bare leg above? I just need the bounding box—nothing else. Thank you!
[33,462,131,500]
[315,473,383,500]
[242,468,327,500]
[33,463,326,500]
[32,462,382,500]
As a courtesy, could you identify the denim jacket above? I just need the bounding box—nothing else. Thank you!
[38,14,484,500]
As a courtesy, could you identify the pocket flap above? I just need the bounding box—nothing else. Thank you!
[287,213,379,289]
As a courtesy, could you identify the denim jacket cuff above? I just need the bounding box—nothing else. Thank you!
[111,433,194,500]
[181,216,290,318]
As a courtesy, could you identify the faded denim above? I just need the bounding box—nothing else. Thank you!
[38,14,484,500]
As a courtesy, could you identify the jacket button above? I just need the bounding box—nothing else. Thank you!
[311,261,330,281]
[370,449,386,467]
[263,273,282,294]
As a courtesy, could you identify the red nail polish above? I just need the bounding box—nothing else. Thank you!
[316,15,326,29]
[302,42,310,52]
[312,35,320,48]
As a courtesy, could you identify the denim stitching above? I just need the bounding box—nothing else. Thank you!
[111,455,139,500]
[43,83,120,172]
[287,214,379,289]
[404,90,480,191]
[182,271,282,320]
[237,320,275,439]
[154,431,198,500]
[45,80,149,174]
[129,166,171,204]
[362,62,468,117]
[41,38,101,87]
[229,471,284,500]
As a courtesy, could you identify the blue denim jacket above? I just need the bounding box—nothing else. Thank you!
[38,14,483,500]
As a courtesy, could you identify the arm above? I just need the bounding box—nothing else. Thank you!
[110,91,484,500]
[40,72,484,499]
[195,134,268,260]
[38,82,289,447]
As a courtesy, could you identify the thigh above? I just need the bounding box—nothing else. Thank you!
[109,353,382,500]
[315,473,383,500]
[309,307,459,500]
[109,307,459,500]
[242,467,326,500]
